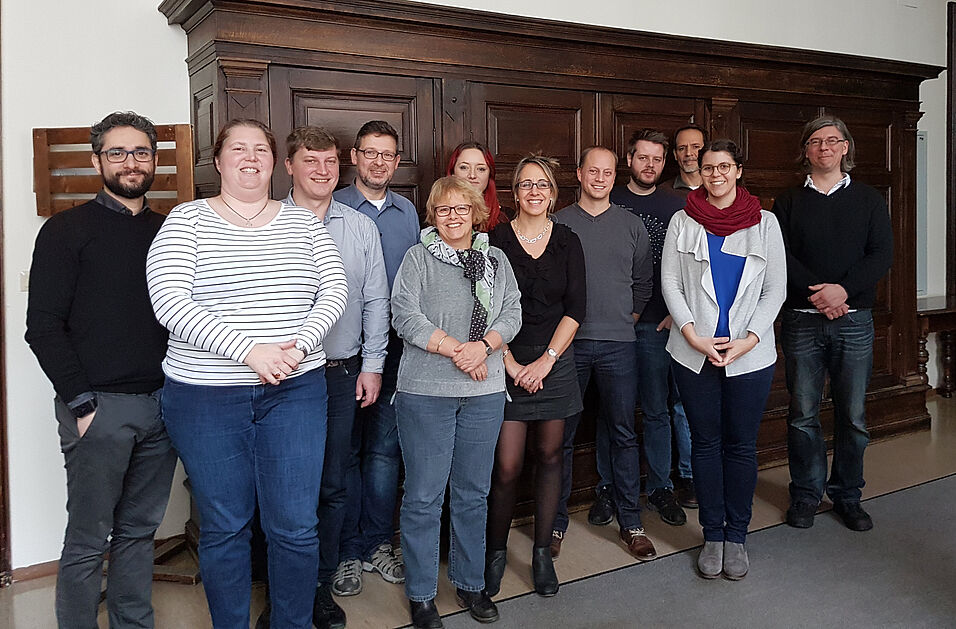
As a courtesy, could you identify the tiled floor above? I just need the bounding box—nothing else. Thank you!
[3,396,954,629]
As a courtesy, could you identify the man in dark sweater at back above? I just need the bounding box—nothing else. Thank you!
[26,111,177,628]
[773,115,893,533]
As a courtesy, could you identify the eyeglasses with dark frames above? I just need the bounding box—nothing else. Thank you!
[99,148,155,163]
[516,179,553,191]
[357,148,397,161]
[434,204,472,217]
[700,162,736,177]
[805,137,847,149]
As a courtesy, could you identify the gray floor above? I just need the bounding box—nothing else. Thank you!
[443,475,956,629]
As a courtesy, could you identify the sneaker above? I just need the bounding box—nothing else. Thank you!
[675,477,698,509]
[785,501,818,529]
[647,488,687,526]
[619,527,657,561]
[549,529,564,559]
[587,485,615,526]
[313,584,346,629]
[832,501,873,532]
[331,558,363,596]
[363,542,406,584]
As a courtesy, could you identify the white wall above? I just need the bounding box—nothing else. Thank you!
[1,0,949,569]
[1,1,190,569]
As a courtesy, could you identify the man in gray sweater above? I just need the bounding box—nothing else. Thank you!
[552,146,656,560]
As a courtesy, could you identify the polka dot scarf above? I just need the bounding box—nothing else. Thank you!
[421,226,499,341]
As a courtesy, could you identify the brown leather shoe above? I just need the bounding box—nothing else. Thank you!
[550,529,564,558]
[619,528,657,561]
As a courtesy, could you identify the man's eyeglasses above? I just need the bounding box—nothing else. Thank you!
[434,204,472,217]
[516,179,553,191]
[805,137,847,149]
[357,148,397,161]
[700,162,735,177]
[100,148,155,163]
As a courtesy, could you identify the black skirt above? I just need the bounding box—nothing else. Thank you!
[504,343,583,421]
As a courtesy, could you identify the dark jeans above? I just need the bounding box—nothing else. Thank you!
[318,355,362,584]
[163,370,327,629]
[555,339,642,532]
[340,333,402,561]
[54,390,176,629]
[781,309,874,505]
[673,361,774,544]
[395,392,505,601]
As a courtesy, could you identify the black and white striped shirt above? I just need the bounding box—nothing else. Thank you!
[146,199,348,386]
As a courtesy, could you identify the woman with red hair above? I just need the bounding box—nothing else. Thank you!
[446,141,509,230]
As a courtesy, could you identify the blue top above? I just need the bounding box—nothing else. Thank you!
[333,184,420,289]
[284,192,390,372]
[706,233,745,338]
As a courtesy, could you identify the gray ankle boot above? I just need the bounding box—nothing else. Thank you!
[722,542,749,580]
[697,541,722,579]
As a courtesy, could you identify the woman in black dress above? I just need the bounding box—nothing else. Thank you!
[485,155,586,598]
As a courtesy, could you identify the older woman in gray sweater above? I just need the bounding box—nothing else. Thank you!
[391,176,521,628]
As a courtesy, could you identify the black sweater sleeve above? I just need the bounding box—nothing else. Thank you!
[563,230,587,325]
[837,190,893,300]
[772,190,822,297]
[25,215,91,403]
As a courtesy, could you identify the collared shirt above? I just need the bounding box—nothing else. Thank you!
[333,183,420,289]
[285,191,390,372]
[672,173,700,192]
[95,189,150,216]
[804,173,851,196]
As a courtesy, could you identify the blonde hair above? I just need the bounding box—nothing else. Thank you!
[425,176,490,229]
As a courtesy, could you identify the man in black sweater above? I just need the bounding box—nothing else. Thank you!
[26,111,176,628]
[773,116,893,533]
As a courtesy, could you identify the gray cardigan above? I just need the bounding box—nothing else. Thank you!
[391,243,522,396]
[661,210,786,376]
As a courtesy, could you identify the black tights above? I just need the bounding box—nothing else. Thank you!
[486,418,566,550]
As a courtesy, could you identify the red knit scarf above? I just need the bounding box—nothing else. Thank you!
[683,186,763,236]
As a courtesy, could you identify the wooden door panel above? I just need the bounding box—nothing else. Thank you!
[269,67,435,210]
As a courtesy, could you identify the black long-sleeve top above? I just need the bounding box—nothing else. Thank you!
[772,181,893,310]
[25,199,169,404]
[489,221,587,346]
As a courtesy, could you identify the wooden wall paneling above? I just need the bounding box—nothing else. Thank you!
[268,66,436,211]
[469,83,594,210]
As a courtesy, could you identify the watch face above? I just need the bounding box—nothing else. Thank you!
[547,348,557,357]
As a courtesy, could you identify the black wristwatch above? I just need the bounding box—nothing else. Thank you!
[480,338,494,355]
[71,397,98,419]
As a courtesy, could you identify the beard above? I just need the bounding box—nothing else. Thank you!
[103,167,155,199]
[680,160,700,174]
[630,173,657,191]
[358,171,389,191]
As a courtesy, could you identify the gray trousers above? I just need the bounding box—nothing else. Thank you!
[54,390,177,629]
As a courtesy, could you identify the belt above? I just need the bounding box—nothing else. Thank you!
[325,354,361,369]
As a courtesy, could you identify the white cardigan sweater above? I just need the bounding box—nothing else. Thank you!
[661,209,786,376]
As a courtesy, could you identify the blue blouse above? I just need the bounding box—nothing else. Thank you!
[706,233,745,338]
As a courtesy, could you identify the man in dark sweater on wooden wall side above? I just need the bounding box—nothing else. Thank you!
[25,111,177,629]
[772,115,893,534]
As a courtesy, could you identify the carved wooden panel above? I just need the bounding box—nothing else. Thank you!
[469,83,593,210]
[268,67,435,209]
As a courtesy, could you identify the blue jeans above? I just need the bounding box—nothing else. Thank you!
[781,309,874,505]
[671,374,693,479]
[163,370,327,629]
[395,392,505,601]
[555,339,642,532]
[673,361,774,544]
[318,357,361,584]
[340,334,402,562]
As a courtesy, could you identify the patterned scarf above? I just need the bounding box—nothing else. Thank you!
[421,226,499,341]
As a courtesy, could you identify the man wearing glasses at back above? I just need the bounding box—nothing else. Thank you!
[331,121,419,597]
[26,111,177,628]
[773,115,893,533]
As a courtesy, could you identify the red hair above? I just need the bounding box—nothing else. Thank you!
[445,142,506,231]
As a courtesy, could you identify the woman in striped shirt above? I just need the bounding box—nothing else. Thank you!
[146,119,348,629]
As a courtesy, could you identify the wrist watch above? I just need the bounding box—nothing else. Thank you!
[546,347,558,360]
[294,339,310,358]
[480,338,494,355]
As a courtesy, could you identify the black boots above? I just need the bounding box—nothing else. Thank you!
[532,546,559,596]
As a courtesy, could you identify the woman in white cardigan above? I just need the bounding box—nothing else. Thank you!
[661,139,785,581]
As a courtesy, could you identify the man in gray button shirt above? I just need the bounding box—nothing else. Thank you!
[552,146,657,561]
[271,126,389,629]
